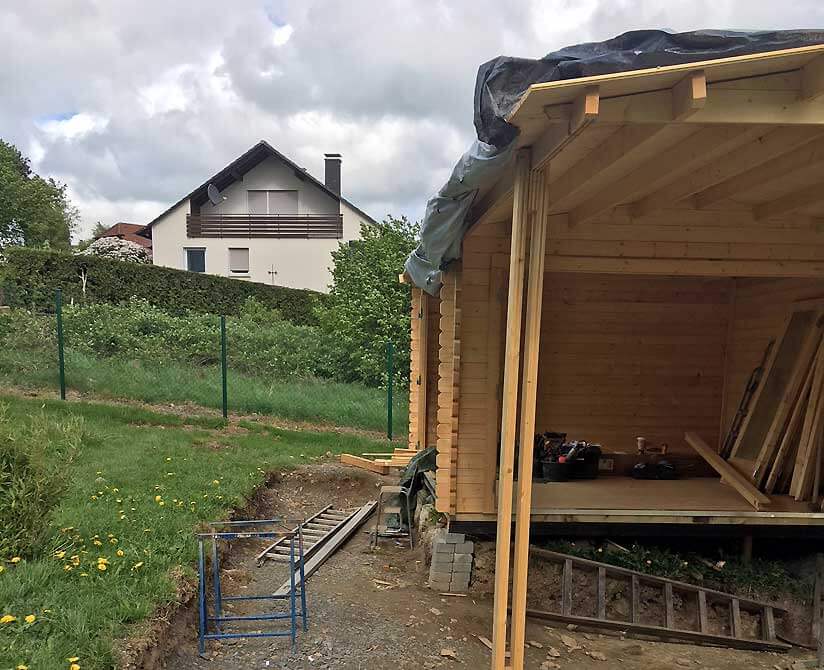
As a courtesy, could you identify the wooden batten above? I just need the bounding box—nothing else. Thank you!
[407,288,429,451]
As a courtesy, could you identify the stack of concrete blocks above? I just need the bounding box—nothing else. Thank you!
[428,531,474,593]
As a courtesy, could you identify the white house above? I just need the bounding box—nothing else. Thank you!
[145,141,376,292]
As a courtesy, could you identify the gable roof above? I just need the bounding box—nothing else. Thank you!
[145,140,377,228]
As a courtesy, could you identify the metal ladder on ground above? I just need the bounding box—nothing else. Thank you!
[255,505,354,565]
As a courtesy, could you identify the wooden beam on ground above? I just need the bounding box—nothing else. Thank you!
[491,148,531,670]
[568,125,762,226]
[629,126,818,218]
[509,168,548,670]
[684,432,772,510]
[672,70,707,120]
[694,134,824,208]
[754,182,824,221]
[802,54,824,100]
[339,454,390,475]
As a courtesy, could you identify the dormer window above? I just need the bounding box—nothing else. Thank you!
[248,190,298,215]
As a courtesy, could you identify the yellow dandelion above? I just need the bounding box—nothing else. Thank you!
[71,555,80,566]
[97,557,110,565]
[109,538,118,545]
[116,550,124,557]
[71,664,81,670]
[16,664,28,669]
[24,614,36,624]
[90,495,97,501]
[97,563,107,572]
[116,498,122,503]
[0,614,16,624]
[112,487,119,492]
[119,515,126,520]
[154,495,162,502]
[158,501,165,506]
[10,557,21,564]
[212,479,220,485]
[132,561,144,570]
[93,540,102,546]
[79,572,88,577]
[0,565,5,574]
[54,550,66,559]
[64,565,73,572]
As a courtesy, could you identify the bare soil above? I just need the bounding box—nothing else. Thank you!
[148,464,814,670]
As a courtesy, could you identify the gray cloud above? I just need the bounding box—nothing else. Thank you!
[2,0,824,237]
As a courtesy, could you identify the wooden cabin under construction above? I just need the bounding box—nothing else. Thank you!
[404,45,824,534]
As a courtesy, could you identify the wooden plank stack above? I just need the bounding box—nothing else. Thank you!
[339,449,417,475]
[730,301,824,506]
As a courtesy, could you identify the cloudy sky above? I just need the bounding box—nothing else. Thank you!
[4,1,824,239]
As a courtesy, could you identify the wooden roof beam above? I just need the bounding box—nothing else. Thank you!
[629,126,819,218]
[694,134,824,209]
[754,182,824,221]
[672,70,707,120]
[568,125,762,226]
[543,87,824,126]
[802,54,824,100]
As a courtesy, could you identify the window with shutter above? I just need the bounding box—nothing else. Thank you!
[228,248,250,275]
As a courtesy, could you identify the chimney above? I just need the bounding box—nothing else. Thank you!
[324,153,342,195]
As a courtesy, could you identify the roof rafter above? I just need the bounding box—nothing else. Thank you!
[672,70,707,119]
[694,134,824,208]
[754,182,824,220]
[629,126,822,218]
[567,125,764,226]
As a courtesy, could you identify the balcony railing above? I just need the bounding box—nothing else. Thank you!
[186,214,343,239]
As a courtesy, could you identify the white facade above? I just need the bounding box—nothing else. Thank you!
[150,154,372,292]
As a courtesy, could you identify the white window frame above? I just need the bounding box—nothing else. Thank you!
[228,247,250,277]
[184,247,206,273]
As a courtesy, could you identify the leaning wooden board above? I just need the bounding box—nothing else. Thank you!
[685,432,771,510]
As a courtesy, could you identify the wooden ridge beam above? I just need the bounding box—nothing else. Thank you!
[694,134,824,208]
[754,182,824,221]
[629,126,818,218]
[568,125,762,226]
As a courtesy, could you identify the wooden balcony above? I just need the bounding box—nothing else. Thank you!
[186,214,343,239]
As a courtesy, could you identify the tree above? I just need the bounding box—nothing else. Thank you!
[0,139,78,250]
[317,216,419,387]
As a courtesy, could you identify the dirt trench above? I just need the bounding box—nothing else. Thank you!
[126,463,815,670]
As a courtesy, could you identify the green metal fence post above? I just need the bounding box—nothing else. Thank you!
[220,315,228,419]
[386,340,394,441]
[55,288,66,400]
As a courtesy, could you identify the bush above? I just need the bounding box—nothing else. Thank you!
[0,247,321,326]
[317,216,417,386]
[80,236,151,263]
[0,405,83,559]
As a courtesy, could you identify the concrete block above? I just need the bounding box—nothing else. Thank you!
[434,542,456,554]
[442,532,465,544]
[431,553,456,566]
[454,541,474,555]
[452,553,473,567]
[429,579,452,591]
[450,576,470,591]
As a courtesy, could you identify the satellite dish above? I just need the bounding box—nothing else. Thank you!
[207,183,225,206]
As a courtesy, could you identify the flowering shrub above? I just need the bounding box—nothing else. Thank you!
[79,236,151,264]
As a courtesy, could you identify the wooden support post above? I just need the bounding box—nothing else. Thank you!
[509,167,548,670]
[416,291,429,450]
[742,535,753,564]
[491,148,531,670]
[664,583,675,629]
[631,575,640,624]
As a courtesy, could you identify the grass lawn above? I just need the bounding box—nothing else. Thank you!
[0,346,408,435]
[0,394,387,670]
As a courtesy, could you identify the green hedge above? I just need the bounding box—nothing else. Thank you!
[0,247,321,325]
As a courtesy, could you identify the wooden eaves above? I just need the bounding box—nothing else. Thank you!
[485,44,824,670]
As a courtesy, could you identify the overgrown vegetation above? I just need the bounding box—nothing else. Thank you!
[0,247,321,325]
[0,407,84,558]
[0,299,408,433]
[0,394,387,669]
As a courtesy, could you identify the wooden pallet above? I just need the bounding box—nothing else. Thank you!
[527,548,790,652]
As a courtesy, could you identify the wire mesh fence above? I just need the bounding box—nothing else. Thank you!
[0,288,408,439]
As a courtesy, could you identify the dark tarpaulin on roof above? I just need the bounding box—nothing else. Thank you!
[404,29,824,295]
